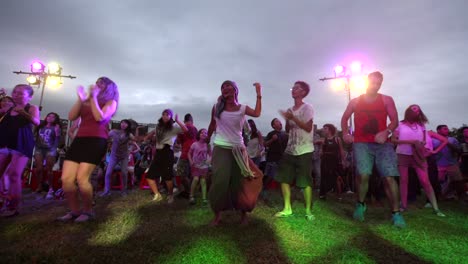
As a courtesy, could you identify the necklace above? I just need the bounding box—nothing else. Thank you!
[407,122,419,131]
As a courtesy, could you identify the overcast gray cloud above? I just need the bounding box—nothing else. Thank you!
[1,0,467,133]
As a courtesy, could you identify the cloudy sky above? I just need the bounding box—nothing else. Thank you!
[1,0,467,132]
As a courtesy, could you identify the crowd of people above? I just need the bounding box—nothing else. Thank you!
[0,72,467,228]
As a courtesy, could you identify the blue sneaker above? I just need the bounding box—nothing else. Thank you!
[353,203,367,222]
[392,212,406,228]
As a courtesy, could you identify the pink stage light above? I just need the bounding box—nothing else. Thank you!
[31,61,45,73]
[334,65,345,77]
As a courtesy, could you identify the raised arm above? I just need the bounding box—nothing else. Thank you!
[245,82,262,117]
[428,130,448,154]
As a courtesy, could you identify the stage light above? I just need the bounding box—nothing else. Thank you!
[47,62,61,74]
[46,76,61,88]
[334,65,346,77]
[332,79,346,91]
[350,61,363,74]
[26,75,40,85]
[350,75,368,94]
[31,61,45,73]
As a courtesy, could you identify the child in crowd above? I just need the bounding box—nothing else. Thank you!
[188,129,211,205]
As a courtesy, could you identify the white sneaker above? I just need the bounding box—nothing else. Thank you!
[424,202,432,208]
[167,195,174,204]
[152,193,163,202]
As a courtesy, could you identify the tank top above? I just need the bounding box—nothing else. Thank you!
[354,94,388,143]
[0,104,35,158]
[76,101,110,138]
[213,104,246,147]
[322,137,340,158]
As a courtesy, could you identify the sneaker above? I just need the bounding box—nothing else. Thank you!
[172,188,180,196]
[1,209,19,218]
[353,203,367,222]
[74,212,95,223]
[434,209,446,217]
[45,189,54,200]
[424,202,432,208]
[346,190,354,194]
[167,195,174,204]
[56,212,80,222]
[152,193,163,202]
[202,199,208,206]
[392,212,406,228]
[189,197,196,205]
[98,191,111,197]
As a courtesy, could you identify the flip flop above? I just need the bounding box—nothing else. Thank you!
[305,214,315,221]
[274,211,293,218]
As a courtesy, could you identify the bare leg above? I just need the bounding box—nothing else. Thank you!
[190,177,199,198]
[398,166,409,209]
[415,166,439,211]
[61,161,81,213]
[76,163,96,213]
[200,177,207,200]
[303,186,312,215]
[34,153,44,191]
[5,153,30,211]
[146,178,160,195]
[277,183,292,214]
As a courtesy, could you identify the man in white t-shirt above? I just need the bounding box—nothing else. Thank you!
[274,81,315,221]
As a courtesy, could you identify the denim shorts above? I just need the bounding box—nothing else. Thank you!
[34,147,57,158]
[353,142,399,177]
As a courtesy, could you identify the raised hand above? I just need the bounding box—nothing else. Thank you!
[77,86,88,102]
[253,82,262,96]
[89,84,101,98]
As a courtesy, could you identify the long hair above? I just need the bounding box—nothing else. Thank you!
[156,109,174,141]
[36,112,61,138]
[120,119,132,137]
[96,77,119,114]
[215,80,239,118]
[248,119,259,139]
[403,104,428,125]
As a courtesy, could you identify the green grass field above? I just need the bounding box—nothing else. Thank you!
[1,190,467,264]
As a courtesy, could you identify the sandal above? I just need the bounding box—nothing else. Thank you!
[305,214,315,221]
[274,211,293,218]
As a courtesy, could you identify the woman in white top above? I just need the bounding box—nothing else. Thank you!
[246,119,264,166]
[392,104,447,216]
[144,109,187,204]
[207,80,262,226]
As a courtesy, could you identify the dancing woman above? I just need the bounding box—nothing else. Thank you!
[57,77,119,222]
[0,85,40,217]
[207,80,263,225]
[392,104,447,216]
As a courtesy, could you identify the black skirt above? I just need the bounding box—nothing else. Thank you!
[65,137,108,165]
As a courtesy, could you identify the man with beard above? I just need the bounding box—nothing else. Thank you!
[341,71,406,228]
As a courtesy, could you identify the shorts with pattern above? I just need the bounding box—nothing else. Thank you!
[353,142,399,177]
